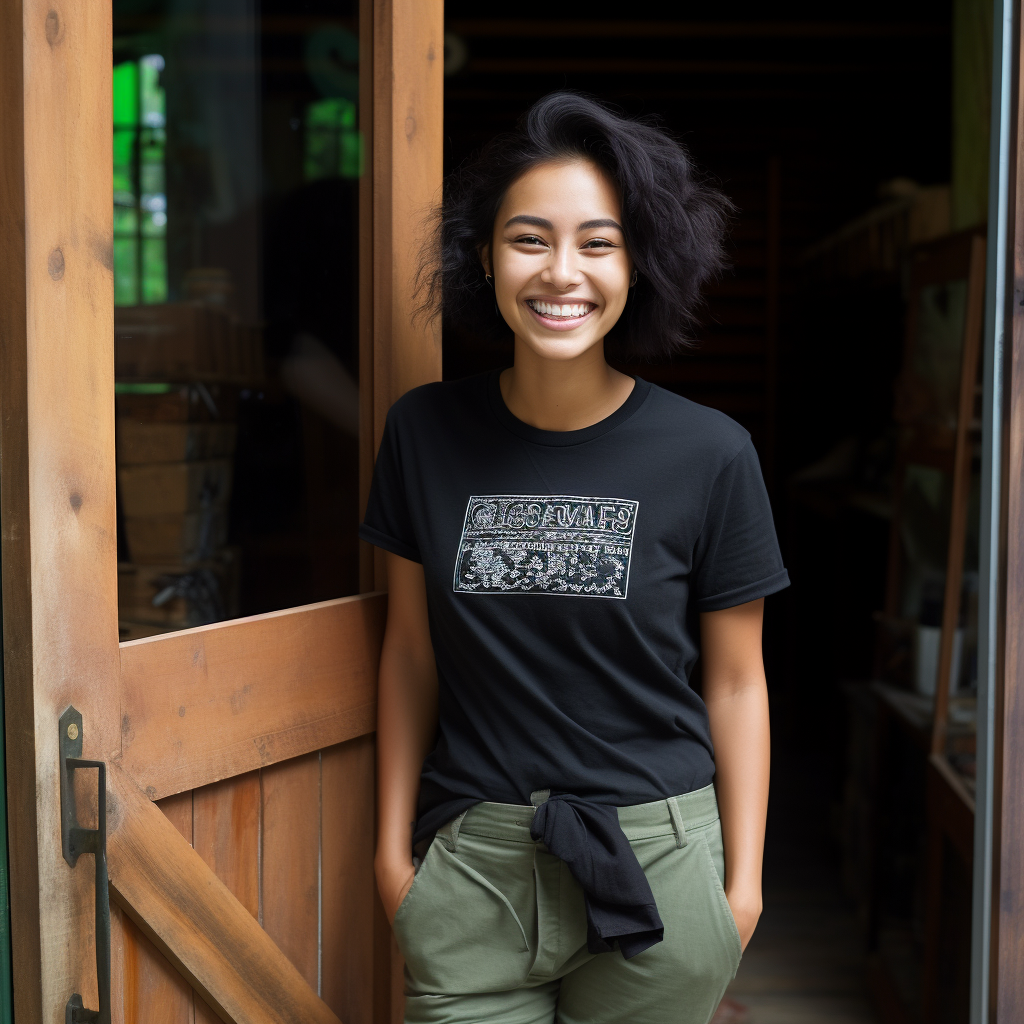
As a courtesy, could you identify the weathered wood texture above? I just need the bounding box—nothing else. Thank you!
[262,754,321,990]
[0,0,122,1018]
[322,736,376,1023]
[367,6,444,1018]
[108,760,342,1024]
[358,0,377,593]
[118,594,386,799]
[193,773,261,1023]
[997,29,1024,1015]
[122,793,196,1023]
[115,741,378,1024]
[370,0,445,592]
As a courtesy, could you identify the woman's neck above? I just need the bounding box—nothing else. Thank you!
[499,338,636,432]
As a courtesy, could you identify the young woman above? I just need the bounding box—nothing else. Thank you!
[360,92,788,1024]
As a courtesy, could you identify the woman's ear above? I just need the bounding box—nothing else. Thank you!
[479,243,491,277]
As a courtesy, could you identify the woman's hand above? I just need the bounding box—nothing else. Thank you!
[725,884,762,951]
[376,856,417,925]
[375,553,439,927]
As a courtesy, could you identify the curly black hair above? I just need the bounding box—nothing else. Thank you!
[419,91,733,360]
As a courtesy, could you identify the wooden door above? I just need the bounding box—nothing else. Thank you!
[0,1,441,1022]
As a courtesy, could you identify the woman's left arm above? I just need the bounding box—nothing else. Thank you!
[700,597,770,951]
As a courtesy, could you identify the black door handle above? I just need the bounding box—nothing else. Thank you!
[59,706,110,1024]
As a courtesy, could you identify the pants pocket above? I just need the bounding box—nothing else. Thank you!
[697,831,743,972]
[392,838,532,994]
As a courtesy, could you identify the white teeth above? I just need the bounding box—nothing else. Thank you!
[529,300,592,318]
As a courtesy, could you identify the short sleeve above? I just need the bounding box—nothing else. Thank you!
[691,440,789,611]
[359,407,422,563]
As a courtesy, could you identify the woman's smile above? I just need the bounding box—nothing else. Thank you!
[525,298,598,330]
[483,158,633,364]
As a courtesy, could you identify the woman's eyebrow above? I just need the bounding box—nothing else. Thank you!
[577,218,623,232]
[504,215,554,230]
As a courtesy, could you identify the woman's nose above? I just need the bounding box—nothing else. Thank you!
[541,247,582,290]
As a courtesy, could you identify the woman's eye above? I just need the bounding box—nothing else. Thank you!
[514,235,546,246]
[581,238,616,249]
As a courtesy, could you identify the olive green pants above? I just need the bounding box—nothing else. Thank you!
[392,784,741,1024]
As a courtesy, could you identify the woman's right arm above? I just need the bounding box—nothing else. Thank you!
[375,551,440,924]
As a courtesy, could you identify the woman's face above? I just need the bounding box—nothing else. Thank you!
[483,159,632,363]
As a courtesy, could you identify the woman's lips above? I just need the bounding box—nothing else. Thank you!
[524,300,597,331]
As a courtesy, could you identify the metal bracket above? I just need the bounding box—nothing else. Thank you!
[59,706,111,1024]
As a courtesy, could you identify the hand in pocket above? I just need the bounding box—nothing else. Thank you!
[724,886,761,951]
[377,858,417,925]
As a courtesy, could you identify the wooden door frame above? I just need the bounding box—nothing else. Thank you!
[0,1,441,1021]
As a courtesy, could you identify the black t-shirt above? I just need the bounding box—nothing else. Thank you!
[360,371,789,845]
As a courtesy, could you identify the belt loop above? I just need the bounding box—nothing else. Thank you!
[437,809,469,852]
[667,796,688,849]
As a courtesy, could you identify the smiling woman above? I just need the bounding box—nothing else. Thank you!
[363,92,787,1024]
[419,90,732,360]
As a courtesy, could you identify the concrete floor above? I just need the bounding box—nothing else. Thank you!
[720,699,880,1024]
[724,870,878,1024]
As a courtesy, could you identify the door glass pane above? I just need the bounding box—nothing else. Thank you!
[113,0,361,640]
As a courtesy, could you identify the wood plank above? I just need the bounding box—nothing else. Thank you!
[122,792,196,1024]
[123,916,194,1024]
[261,754,320,991]
[192,775,260,921]
[193,774,260,1024]
[358,0,376,594]
[371,0,444,590]
[367,4,443,1017]
[111,905,126,1024]
[0,0,122,1016]
[118,593,386,799]
[107,761,339,1024]
[322,736,375,1024]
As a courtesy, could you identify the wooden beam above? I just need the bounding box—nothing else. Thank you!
[107,761,340,1024]
[358,0,376,593]
[0,1,122,1019]
[118,593,386,800]
[371,0,444,591]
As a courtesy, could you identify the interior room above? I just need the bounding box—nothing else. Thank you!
[440,5,985,1021]
[108,1,986,1021]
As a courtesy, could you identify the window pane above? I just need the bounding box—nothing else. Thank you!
[114,0,362,639]
[113,238,138,305]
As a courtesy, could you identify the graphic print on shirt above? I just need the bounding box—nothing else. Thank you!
[453,495,639,598]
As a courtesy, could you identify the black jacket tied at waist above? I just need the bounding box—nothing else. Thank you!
[529,793,664,959]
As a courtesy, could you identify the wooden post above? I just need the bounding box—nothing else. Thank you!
[368,0,444,593]
[364,3,444,1022]
[0,1,121,1020]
